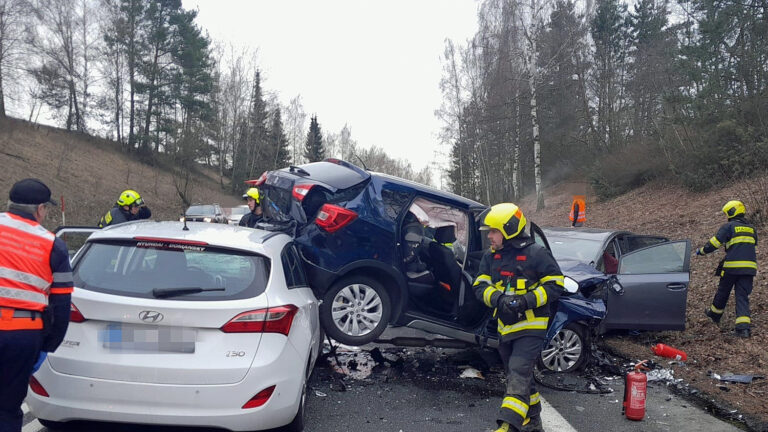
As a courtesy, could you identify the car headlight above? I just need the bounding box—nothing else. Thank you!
[203,217,212,223]
[179,217,185,222]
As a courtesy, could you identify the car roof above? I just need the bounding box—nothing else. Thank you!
[89,220,287,252]
[372,171,487,211]
[541,227,632,242]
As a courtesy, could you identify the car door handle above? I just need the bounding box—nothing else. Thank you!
[667,283,687,290]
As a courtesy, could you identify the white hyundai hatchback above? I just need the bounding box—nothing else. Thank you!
[27,221,321,432]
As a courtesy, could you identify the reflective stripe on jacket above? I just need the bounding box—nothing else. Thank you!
[472,238,564,342]
[0,212,55,311]
[569,198,586,223]
[700,217,758,276]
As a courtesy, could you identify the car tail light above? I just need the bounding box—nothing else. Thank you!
[29,376,49,397]
[245,171,268,186]
[220,305,298,335]
[292,184,314,202]
[70,303,86,323]
[315,204,357,233]
[242,385,276,409]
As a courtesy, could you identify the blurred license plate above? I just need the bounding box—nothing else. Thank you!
[101,324,196,353]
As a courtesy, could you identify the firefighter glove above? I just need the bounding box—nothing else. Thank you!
[695,248,704,256]
[497,294,527,321]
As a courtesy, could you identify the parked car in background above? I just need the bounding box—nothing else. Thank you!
[29,220,322,432]
[227,205,250,225]
[184,203,227,223]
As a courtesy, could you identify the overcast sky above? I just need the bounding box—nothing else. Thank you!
[183,0,480,177]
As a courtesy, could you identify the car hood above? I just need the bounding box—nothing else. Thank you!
[559,259,609,288]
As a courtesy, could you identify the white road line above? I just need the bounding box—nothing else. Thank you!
[21,419,43,432]
[541,396,578,432]
[22,402,29,414]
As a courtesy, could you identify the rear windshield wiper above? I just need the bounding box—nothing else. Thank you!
[152,287,226,298]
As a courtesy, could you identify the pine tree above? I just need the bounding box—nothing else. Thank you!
[304,115,325,162]
[268,107,291,168]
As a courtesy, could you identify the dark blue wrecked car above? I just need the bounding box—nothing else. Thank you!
[251,159,688,372]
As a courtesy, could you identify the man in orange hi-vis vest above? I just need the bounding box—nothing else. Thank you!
[569,195,586,227]
[0,179,73,432]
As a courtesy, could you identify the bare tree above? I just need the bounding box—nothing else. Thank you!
[0,0,28,117]
[28,0,90,131]
[284,94,306,165]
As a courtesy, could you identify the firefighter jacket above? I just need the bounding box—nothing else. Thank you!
[98,205,152,228]
[239,211,264,228]
[0,210,73,351]
[473,235,565,342]
[698,216,758,276]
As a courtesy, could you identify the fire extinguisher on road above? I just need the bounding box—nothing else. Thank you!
[623,360,650,421]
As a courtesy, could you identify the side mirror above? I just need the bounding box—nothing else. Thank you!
[609,276,624,295]
[563,277,579,294]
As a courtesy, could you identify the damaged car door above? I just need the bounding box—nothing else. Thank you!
[602,240,691,331]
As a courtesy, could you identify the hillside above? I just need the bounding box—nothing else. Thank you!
[0,117,241,229]
[520,181,768,430]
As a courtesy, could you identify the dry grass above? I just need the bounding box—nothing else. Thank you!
[0,117,240,229]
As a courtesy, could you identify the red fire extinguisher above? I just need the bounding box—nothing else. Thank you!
[623,360,649,421]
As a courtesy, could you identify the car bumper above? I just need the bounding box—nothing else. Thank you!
[26,338,306,431]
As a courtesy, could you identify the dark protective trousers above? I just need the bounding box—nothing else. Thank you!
[497,336,544,431]
[0,329,44,432]
[712,274,754,330]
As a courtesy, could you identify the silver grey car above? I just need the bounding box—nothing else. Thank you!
[542,227,691,331]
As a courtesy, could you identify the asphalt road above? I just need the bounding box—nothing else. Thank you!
[21,342,746,432]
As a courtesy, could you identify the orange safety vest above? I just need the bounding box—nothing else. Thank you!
[569,196,586,223]
[0,212,55,314]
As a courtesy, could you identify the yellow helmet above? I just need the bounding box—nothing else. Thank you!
[242,187,260,204]
[722,200,745,218]
[116,190,143,207]
[479,203,527,239]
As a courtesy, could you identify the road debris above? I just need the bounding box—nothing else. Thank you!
[710,372,765,384]
[459,367,484,379]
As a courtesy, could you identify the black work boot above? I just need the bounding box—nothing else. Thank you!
[521,416,544,432]
[734,328,751,338]
[705,308,721,324]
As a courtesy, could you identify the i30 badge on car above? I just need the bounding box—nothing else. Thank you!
[139,310,164,323]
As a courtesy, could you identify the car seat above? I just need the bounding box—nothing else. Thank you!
[428,226,463,318]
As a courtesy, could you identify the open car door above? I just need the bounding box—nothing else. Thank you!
[603,240,690,331]
[53,226,100,262]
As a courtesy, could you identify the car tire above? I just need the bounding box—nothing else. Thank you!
[538,323,587,373]
[281,378,306,432]
[37,419,75,430]
[319,276,391,346]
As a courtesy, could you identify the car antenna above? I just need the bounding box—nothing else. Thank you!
[181,214,189,231]
[352,152,368,171]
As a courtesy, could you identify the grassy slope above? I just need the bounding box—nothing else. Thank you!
[518,180,767,429]
[0,116,241,229]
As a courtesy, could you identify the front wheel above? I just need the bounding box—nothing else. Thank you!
[538,323,587,372]
[319,276,391,346]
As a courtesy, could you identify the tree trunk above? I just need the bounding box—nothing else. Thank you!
[0,71,5,117]
[527,34,544,210]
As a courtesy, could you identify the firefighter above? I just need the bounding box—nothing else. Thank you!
[97,189,151,228]
[0,179,73,432]
[239,187,263,228]
[695,200,757,338]
[474,203,565,432]
[569,195,585,227]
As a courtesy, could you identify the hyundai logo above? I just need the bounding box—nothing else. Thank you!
[139,310,164,323]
